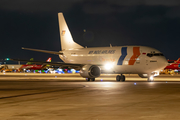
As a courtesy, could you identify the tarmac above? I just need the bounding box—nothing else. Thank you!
[0,73,180,120]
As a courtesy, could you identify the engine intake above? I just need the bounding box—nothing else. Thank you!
[80,65,101,78]
[138,74,148,78]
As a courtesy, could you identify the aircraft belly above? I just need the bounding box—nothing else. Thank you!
[114,65,143,74]
[99,64,144,74]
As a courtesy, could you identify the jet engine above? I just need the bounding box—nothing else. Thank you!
[138,74,148,78]
[80,65,101,78]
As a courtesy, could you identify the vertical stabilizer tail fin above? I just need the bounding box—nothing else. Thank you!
[176,58,180,63]
[46,57,52,62]
[26,58,34,65]
[58,13,84,50]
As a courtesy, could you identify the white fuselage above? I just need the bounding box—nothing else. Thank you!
[59,46,168,74]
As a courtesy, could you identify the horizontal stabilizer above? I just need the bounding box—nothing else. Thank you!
[22,47,63,55]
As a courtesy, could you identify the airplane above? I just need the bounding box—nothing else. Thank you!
[167,58,180,63]
[165,58,180,70]
[0,64,22,72]
[10,12,168,82]
[1,57,51,72]
[18,57,51,71]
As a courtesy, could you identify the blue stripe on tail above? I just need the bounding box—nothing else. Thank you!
[117,47,127,65]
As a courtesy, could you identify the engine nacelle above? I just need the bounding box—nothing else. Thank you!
[138,74,148,78]
[80,65,101,78]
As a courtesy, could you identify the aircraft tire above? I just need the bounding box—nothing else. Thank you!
[116,75,120,81]
[121,75,125,82]
[86,78,91,81]
[91,78,95,81]
[147,78,151,82]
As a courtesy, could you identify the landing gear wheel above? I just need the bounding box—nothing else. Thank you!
[86,78,95,81]
[121,75,125,82]
[116,75,120,81]
[116,75,126,82]
[91,78,95,81]
[86,78,91,81]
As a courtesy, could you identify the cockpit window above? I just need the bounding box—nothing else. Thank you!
[147,53,164,57]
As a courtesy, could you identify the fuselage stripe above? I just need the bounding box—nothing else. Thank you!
[117,47,127,65]
[128,47,140,65]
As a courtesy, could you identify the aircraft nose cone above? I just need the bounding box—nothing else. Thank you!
[158,57,168,69]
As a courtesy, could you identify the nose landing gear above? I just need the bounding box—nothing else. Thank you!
[147,75,154,82]
[116,74,125,82]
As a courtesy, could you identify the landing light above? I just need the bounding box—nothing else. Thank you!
[104,63,113,70]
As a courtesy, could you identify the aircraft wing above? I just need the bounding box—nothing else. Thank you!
[6,59,95,69]
[22,47,63,55]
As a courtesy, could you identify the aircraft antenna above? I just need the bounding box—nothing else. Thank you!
[110,44,112,47]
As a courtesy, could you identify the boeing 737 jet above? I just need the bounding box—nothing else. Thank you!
[12,13,168,82]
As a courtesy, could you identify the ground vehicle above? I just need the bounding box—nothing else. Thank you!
[0,64,21,72]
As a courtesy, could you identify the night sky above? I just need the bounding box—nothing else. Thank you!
[1,0,180,63]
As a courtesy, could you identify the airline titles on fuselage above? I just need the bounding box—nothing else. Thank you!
[88,50,116,54]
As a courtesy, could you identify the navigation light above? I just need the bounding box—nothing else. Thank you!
[6,58,10,61]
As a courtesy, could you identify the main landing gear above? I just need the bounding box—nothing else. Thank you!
[86,78,95,81]
[116,74,125,82]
